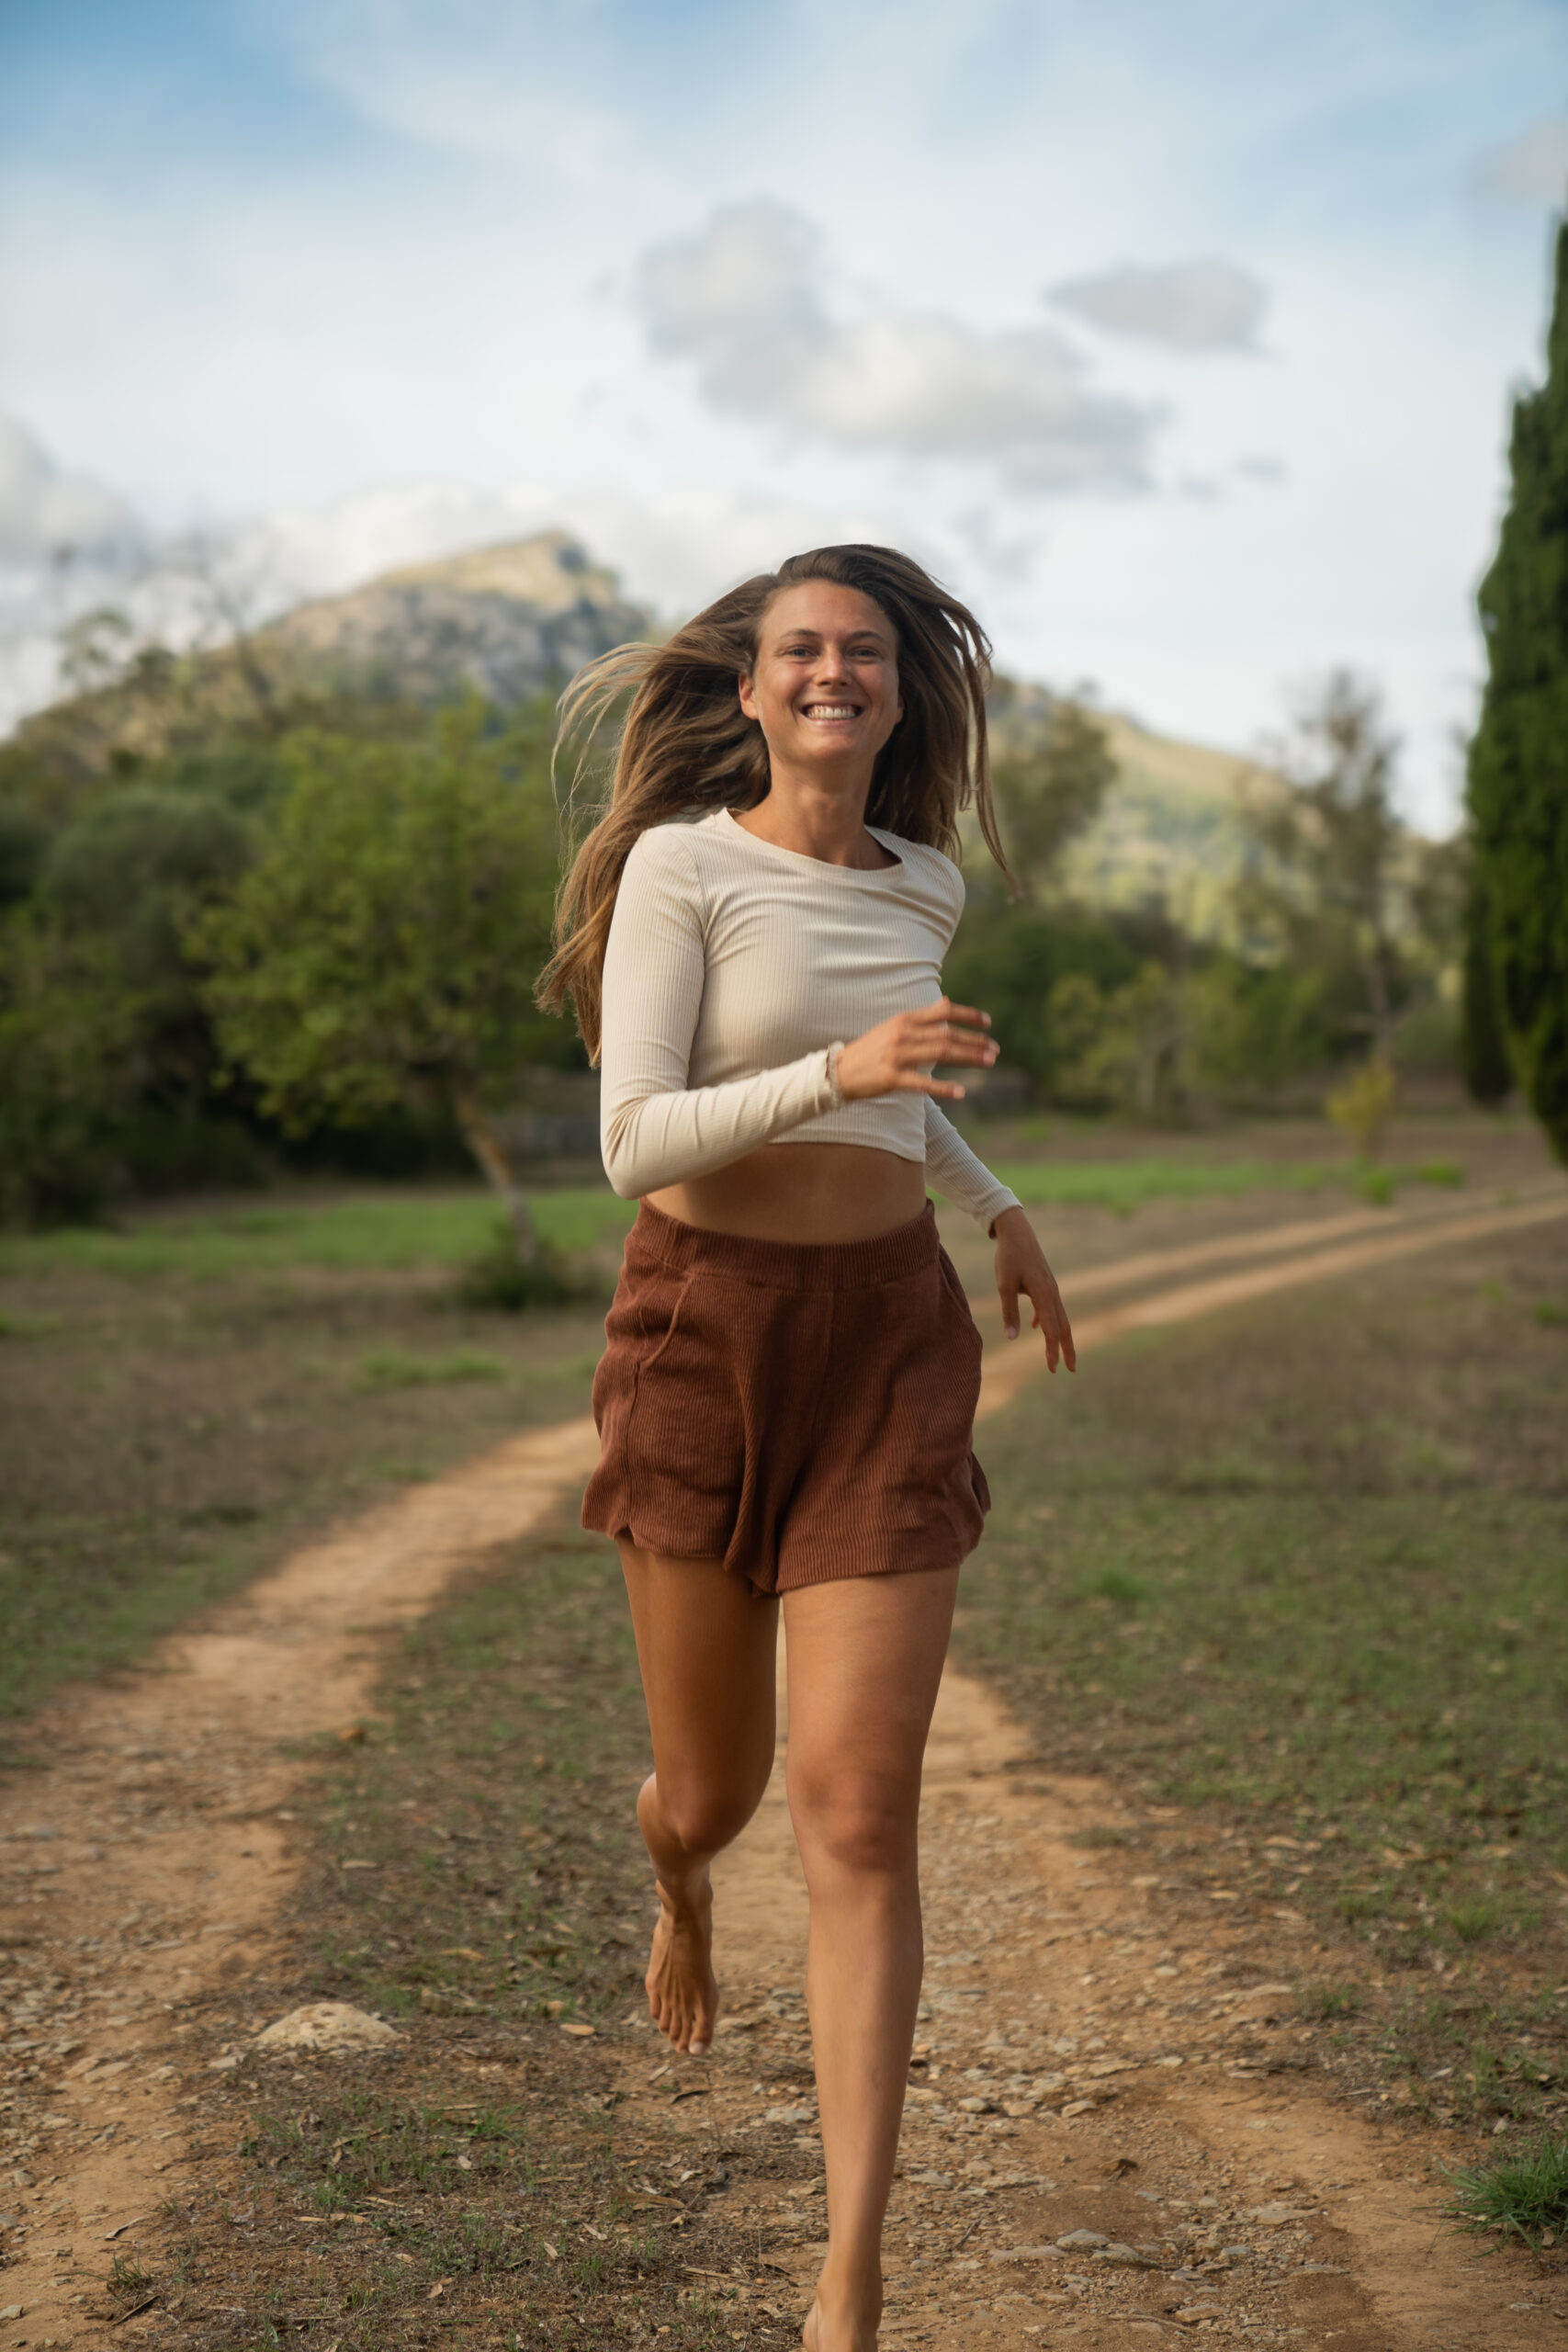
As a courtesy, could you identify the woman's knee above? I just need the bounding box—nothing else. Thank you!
[648,1767,769,1860]
[787,1766,919,1879]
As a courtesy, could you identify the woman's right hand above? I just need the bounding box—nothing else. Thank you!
[834,997,998,1103]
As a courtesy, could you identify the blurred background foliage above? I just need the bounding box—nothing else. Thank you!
[1,221,1564,1240]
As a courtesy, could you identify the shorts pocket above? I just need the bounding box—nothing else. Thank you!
[937,1248,985,1402]
[624,1269,749,1557]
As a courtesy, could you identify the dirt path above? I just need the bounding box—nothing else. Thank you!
[3,1184,1563,2347]
[705,1593,1551,2349]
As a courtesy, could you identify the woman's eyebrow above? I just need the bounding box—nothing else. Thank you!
[775,630,892,649]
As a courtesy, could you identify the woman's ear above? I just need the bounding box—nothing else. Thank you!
[738,672,760,722]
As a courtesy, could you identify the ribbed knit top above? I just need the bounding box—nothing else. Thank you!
[598,808,1021,1225]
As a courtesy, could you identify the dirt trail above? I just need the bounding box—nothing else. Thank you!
[3,1186,1564,2346]
[706,1425,1557,2346]
[0,1422,598,2343]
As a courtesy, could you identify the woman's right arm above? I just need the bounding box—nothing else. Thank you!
[598,832,841,1198]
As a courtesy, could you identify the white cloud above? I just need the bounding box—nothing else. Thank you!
[1048,260,1267,350]
[1472,112,1568,204]
[0,412,144,563]
[637,201,1158,492]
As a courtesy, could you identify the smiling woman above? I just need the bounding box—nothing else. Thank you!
[535,544,1075,2352]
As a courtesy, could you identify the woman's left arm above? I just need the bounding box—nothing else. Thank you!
[922,1102,1075,1372]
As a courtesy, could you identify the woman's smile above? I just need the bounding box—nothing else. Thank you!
[739,580,904,776]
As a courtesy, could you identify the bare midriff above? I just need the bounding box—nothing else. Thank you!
[644,1140,928,1245]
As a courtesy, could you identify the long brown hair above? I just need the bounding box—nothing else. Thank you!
[536,543,1009,1059]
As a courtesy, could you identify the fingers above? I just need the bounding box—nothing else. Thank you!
[914,996,989,1032]
[1028,1280,1076,1374]
[838,1001,998,1102]
[906,1001,998,1072]
[997,1263,1024,1342]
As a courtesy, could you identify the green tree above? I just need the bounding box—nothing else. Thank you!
[1185,955,1331,1097]
[1049,963,1190,1120]
[190,704,564,1260]
[1461,869,1513,1104]
[1466,220,1568,1159]
[945,904,1140,1100]
[990,700,1115,897]
[0,910,142,1225]
[1237,670,1405,1063]
[39,786,256,1111]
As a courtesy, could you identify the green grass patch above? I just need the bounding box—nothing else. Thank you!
[355,1346,510,1388]
[0,1308,54,1338]
[948,1153,1468,1218]
[953,1214,1568,2137]
[1448,1899,1505,1946]
[1353,1163,1396,1206]
[1299,1984,1363,2021]
[0,1186,637,1282]
[1446,2132,1568,2251]
[976,1157,1337,1215]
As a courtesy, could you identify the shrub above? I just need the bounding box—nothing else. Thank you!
[457,1216,591,1313]
[1325,1058,1397,1159]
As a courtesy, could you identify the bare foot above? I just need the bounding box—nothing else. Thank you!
[646,1872,719,2054]
[802,2290,879,2352]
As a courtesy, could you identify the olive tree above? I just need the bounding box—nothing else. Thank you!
[191,704,565,1258]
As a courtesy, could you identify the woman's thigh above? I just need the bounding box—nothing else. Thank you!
[619,1541,781,1810]
[783,1568,958,1867]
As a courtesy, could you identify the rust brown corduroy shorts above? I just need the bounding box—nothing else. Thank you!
[581,1199,989,1595]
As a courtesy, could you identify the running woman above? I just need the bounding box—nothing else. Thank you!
[539,545,1075,2352]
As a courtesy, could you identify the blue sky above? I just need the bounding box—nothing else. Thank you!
[2,0,1565,826]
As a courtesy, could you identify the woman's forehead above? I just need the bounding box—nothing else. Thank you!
[761,581,896,644]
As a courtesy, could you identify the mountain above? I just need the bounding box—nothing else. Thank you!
[0,531,653,812]
[260,531,648,707]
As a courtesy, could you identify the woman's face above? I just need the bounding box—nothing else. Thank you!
[738,582,903,781]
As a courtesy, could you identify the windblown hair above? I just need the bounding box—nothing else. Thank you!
[536,543,1007,1060]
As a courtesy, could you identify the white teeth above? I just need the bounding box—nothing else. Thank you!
[806,705,857,718]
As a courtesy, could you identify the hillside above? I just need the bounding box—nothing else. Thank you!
[987,681,1262,941]
[262,531,647,707]
[0,531,651,815]
[1068,709,1256,942]
[0,533,1272,926]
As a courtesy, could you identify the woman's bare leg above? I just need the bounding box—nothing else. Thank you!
[619,1542,780,2054]
[783,1567,958,2352]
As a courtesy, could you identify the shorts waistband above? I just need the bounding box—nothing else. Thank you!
[626,1198,940,1292]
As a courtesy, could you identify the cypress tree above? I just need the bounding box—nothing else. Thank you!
[1461,870,1513,1102]
[1467,220,1568,1161]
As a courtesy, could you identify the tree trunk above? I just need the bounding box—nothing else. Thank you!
[452,1089,539,1264]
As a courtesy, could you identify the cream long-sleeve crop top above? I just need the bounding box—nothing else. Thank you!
[597,808,1022,1226]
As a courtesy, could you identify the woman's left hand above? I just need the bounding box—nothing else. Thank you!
[992,1204,1076,1374]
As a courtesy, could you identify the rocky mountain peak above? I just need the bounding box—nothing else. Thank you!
[262,529,649,707]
